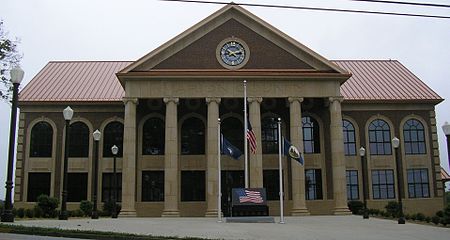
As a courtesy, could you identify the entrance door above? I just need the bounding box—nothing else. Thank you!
[221,170,245,217]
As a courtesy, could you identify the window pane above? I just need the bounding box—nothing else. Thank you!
[142,118,165,155]
[68,122,89,158]
[67,173,88,202]
[102,173,122,202]
[27,173,51,202]
[181,118,205,155]
[142,171,164,201]
[181,171,205,201]
[30,122,53,158]
[103,122,124,157]
[263,170,281,200]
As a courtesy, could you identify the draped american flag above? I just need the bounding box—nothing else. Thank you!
[238,189,263,204]
[246,119,257,154]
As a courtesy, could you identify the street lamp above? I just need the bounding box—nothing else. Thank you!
[1,66,24,223]
[111,145,119,218]
[442,122,450,174]
[59,106,73,220]
[91,130,101,219]
[359,147,369,219]
[392,137,405,224]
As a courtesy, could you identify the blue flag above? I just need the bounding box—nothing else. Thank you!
[221,134,242,160]
[283,137,304,165]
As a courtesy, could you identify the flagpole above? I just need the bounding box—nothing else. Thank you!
[278,118,285,224]
[243,80,249,188]
[217,118,222,223]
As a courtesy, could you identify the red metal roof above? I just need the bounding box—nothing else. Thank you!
[19,60,442,103]
[442,168,450,182]
[335,60,442,102]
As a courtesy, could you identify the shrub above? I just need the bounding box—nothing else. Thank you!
[410,213,417,221]
[385,201,400,218]
[404,214,411,220]
[79,200,93,217]
[440,218,447,226]
[431,215,440,225]
[436,210,444,218]
[0,201,3,215]
[25,208,34,218]
[102,201,121,216]
[425,216,431,223]
[73,209,84,217]
[416,213,425,221]
[368,208,379,216]
[17,208,25,218]
[33,206,43,218]
[36,194,59,218]
[347,201,364,215]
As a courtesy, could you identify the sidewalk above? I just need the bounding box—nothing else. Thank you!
[9,215,450,240]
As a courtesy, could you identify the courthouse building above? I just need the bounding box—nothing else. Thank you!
[14,4,445,216]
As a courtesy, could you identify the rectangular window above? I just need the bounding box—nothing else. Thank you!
[181,171,205,201]
[346,170,359,200]
[407,169,430,198]
[102,173,122,202]
[305,169,322,200]
[67,173,88,202]
[371,170,395,199]
[27,172,51,202]
[263,170,281,200]
[142,171,164,202]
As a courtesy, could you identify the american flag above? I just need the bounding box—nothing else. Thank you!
[238,189,263,204]
[247,119,257,154]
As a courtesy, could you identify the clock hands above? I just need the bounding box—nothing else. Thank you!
[227,49,243,57]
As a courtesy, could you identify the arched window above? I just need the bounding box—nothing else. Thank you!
[142,118,165,155]
[343,120,356,156]
[368,119,392,155]
[221,117,243,152]
[302,116,320,154]
[261,117,278,154]
[68,122,90,157]
[30,121,53,157]
[181,117,205,155]
[103,121,124,157]
[403,119,426,155]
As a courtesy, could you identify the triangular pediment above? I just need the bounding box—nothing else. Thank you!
[120,4,348,74]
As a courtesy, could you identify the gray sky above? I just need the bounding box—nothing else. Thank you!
[1,0,449,198]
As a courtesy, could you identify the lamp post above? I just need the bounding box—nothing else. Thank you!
[59,106,74,220]
[91,130,101,219]
[111,145,118,218]
[392,137,405,224]
[442,122,450,173]
[1,66,24,223]
[359,147,369,219]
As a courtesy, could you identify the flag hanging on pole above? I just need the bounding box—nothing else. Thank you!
[247,119,257,154]
[283,137,304,165]
[221,134,242,160]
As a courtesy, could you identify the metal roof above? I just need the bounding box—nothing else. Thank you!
[442,167,450,182]
[19,60,442,103]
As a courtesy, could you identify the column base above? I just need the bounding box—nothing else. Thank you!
[205,209,219,217]
[118,210,137,218]
[290,208,310,216]
[333,207,351,215]
[161,209,180,217]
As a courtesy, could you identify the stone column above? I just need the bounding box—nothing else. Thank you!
[329,97,351,215]
[119,97,138,217]
[162,97,180,217]
[248,97,263,188]
[288,97,310,216]
[205,97,221,217]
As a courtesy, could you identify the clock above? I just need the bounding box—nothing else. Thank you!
[216,37,250,70]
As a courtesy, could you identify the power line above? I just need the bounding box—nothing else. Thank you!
[349,0,450,9]
[160,0,450,19]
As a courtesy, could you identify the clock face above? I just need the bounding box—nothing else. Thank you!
[216,38,250,69]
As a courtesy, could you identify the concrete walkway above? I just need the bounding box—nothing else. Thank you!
[8,216,450,240]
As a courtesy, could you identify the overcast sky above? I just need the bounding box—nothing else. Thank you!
[1,0,449,198]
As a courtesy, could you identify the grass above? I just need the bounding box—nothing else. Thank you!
[0,223,212,240]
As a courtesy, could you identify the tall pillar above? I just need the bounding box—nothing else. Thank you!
[288,97,310,216]
[248,97,263,188]
[329,97,351,215]
[162,97,180,217]
[119,98,138,217]
[205,97,221,217]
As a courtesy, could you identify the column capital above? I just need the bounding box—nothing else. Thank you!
[247,97,263,103]
[288,97,304,104]
[123,97,138,105]
[163,97,179,104]
[329,96,344,104]
[206,97,221,104]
